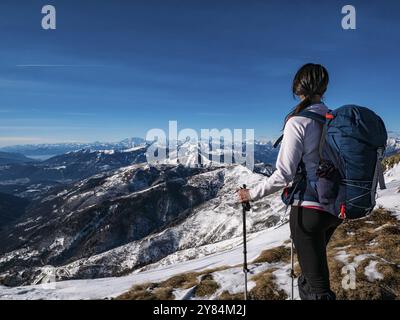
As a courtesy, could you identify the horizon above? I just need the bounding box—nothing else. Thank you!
[2,130,400,150]
[1,0,400,147]
[0,134,274,149]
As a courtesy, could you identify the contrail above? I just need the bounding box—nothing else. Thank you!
[16,65,106,68]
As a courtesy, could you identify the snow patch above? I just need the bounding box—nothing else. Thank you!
[364,260,384,282]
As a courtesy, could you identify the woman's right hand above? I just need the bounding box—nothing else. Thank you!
[237,188,251,203]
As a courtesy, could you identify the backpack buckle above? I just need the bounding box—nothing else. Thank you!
[339,204,346,219]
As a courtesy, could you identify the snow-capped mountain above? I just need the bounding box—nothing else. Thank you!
[0,147,148,199]
[0,138,146,159]
[1,133,398,164]
[0,140,277,200]
[1,137,279,164]
[147,139,277,168]
[386,137,400,156]
[0,163,280,286]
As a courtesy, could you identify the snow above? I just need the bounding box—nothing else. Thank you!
[367,240,378,247]
[377,162,400,219]
[0,223,290,300]
[353,254,375,265]
[386,138,400,155]
[15,218,35,228]
[100,150,115,155]
[335,251,351,264]
[49,238,65,250]
[122,146,146,153]
[364,260,384,282]
[0,249,39,265]
[211,264,268,297]
[173,287,196,300]
[273,265,300,300]
[335,252,376,268]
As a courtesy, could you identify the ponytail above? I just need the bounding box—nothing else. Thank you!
[283,63,329,127]
[283,96,313,126]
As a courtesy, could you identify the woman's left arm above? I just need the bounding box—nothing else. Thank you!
[249,117,306,201]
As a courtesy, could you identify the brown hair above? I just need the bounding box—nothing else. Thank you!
[288,63,329,118]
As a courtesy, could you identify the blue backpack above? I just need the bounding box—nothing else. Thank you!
[276,105,388,220]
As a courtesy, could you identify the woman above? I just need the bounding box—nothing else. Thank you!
[239,63,342,300]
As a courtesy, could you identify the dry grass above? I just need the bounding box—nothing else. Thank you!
[326,208,400,300]
[328,257,388,300]
[116,283,174,300]
[159,272,198,290]
[218,291,245,300]
[193,274,220,297]
[217,269,288,300]
[328,257,399,300]
[383,153,400,170]
[116,267,230,300]
[252,246,291,264]
[116,273,197,300]
[248,268,288,300]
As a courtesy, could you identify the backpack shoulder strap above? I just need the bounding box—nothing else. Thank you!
[273,111,327,148]
[273,135,284,148]
[296,111,326,124]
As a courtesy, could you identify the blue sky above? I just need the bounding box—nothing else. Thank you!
[0,0,399,146]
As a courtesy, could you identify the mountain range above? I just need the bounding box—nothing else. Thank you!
[0,135,399,289]
[0,138,146,160]
[0,152,35,165]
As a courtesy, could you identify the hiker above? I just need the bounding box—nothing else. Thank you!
[238,63,341,300]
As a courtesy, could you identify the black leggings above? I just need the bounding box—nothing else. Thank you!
[289,206,342,299]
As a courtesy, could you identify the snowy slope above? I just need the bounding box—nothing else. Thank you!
[44,166,284,280]
[376,162,400,219]
[0,224,290,300]
[0,163,283,286]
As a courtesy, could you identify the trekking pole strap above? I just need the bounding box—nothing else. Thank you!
[290,236,295,300]
[290,237,295,276]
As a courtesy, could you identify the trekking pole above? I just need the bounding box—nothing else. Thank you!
[290,236,295,300]
[240,184,251,300]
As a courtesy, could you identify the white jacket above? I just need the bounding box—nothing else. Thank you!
[250,103,329,207]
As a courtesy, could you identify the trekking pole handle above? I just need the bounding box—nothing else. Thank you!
[240,185,251,211]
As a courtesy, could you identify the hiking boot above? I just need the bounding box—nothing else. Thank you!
[298,274,336,300]
[298,274,311,300]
